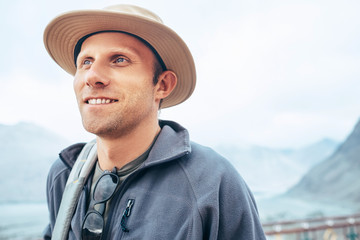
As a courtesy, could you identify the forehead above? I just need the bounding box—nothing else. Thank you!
[78,32,156,60]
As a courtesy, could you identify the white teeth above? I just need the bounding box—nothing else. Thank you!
[87,98,114,105]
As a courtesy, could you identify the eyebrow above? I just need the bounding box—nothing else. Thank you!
[107,46,142,58]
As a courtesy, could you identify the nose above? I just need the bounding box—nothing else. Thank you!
[84,62,110,88]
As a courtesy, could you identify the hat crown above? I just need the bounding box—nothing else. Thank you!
[103,4,163,24]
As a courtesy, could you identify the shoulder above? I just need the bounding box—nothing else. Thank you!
[180,142,265,238]
[190,142,231,165]
[47,142,86,192]
[179,142,251,198]
[59,142,86,169]
[184,141,242,180]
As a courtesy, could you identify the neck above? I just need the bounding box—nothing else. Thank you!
[96,118,160,171]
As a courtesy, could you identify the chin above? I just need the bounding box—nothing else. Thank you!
[82,119,124,138]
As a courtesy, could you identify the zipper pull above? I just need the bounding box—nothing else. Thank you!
[125,199,134,217]
[121,199,135,232]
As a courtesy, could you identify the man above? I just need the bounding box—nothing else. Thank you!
[43,4,266,240]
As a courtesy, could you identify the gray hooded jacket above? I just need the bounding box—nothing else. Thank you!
[43,120,266,239]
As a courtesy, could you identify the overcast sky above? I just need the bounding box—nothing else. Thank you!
[1,0,359,149]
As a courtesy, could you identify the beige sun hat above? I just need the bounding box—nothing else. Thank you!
[43,4,196,108]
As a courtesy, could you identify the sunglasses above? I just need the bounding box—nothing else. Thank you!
[81,170,119,240]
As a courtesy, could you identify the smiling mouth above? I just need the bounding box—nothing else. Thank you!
[86,98,118,105]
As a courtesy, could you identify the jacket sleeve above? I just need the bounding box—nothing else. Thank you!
[43,158,71,239]
[219,174,266,240]
[194,151,266,240]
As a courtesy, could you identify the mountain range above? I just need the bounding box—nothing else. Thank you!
[257,119,360,221]
[215,138,338,196]
[0,122,70,202]
[0,121,340,203]
[286,119,360,207]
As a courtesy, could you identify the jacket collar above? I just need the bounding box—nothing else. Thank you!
[59,120,191,170]
[59,142,86,169]
[145,120,191,167]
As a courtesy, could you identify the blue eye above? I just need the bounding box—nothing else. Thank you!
[116,57,126,63]
[84,59,92,65]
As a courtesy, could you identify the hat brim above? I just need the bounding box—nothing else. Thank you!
[44,9,196,108]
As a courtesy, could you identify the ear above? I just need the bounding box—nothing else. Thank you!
[154,70,177,101]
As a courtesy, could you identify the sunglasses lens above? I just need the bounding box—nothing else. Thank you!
[94,174,119,202]
[82,211,104,239]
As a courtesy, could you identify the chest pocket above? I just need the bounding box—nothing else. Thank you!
[112,193,195,240]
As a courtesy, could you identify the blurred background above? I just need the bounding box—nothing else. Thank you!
[0,0,359,239]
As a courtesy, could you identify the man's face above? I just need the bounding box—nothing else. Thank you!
[74,32,159,138]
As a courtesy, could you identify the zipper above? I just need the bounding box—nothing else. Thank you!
[100,150,189,239]
[100,170,141,240]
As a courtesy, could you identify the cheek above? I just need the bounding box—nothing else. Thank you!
[73,77,83,102]
[73,74,81,89]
